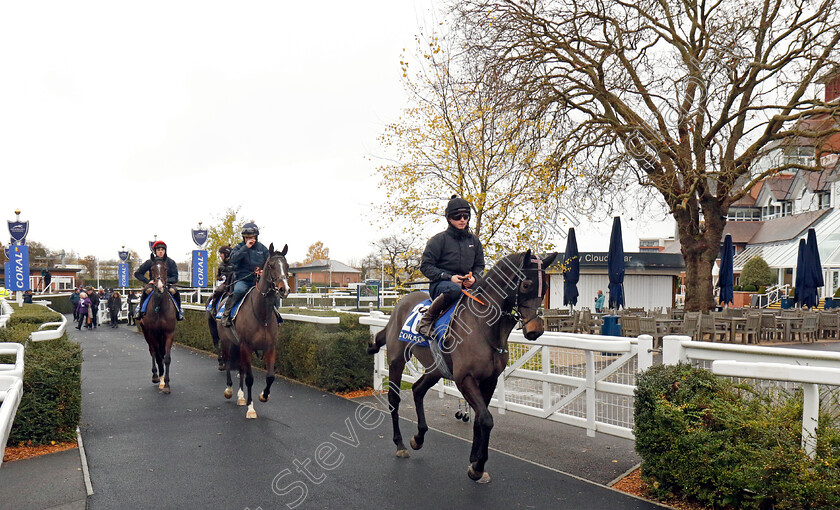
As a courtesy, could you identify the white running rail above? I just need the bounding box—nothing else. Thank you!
[0,342,25,380]
[360,312,654,440]
[0,375,24,469]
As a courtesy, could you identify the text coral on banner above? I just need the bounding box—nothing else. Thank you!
[9,245,29,291]
[118,263,129,288]
[192,250,207,288]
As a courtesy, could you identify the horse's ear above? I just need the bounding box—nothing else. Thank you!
[269,242,274,253]
[281,244,288,256]
[542,252,558,268]
[521,249,532,267]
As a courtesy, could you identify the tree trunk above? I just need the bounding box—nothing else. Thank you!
[673,201,726,312]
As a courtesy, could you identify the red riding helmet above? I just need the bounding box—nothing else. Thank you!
[152,241,167,251]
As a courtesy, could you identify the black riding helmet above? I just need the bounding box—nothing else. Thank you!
[218,244,232,258]
[241,222,259,238]
[445,195,471,218]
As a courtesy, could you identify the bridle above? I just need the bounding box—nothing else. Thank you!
[505,256,546,329]
[150,260,168,292]
[258,254,289,297]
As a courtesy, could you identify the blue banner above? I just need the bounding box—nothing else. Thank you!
[191,250,208,287]
[9,245,29,291]
[118,263,129,287]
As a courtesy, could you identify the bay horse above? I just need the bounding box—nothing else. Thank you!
[215,243,290,418]
[140,260,177,394]
[368,250,557,483]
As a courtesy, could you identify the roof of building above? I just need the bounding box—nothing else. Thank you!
[747,209,831,244]
[721,221,765,244]
[288,259,361,274]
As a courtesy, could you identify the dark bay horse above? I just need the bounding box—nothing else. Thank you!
[140,260,177,394]
[215,243,290,418]
[368,250,557,483]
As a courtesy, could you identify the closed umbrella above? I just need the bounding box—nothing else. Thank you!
[717,234,734,306]
[562,227,579,307]
[794,238,807,307]
[607,217,625,309]
[805,228,823,308]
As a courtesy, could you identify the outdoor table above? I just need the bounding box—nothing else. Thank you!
[717,316,746,343]
[655,318,683,336]
[776,316,804,342]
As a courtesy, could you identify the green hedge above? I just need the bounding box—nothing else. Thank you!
[635,364,840,509]
[1,304,82,447]
[175,307,373,392]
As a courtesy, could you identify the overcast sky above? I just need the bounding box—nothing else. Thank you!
[0,1,674,265]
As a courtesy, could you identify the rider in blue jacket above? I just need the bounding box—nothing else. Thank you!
[133,240,184,321]
[222,222,270,327]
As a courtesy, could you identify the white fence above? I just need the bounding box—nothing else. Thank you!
[0,375,23,468]
[360,312,653,440]
[361,315,840,442]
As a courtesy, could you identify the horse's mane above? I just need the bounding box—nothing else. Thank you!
[472,252,526,295]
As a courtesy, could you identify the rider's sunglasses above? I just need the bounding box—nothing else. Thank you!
[449,213,470,221]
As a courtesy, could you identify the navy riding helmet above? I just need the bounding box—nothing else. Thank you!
[445,195,471,218]
[241,222,259,237]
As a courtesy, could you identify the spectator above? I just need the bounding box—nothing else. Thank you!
[22,290,33,304]
[594,290,605,313]
[70,288,81,321]
[75,292,92,330]
[41,269,52,293]
[88,287,100,329]
[127,291,137,326]
[108,291,122,328]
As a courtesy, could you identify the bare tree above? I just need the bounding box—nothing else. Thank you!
[374,236,423,287]
[454,0,840,310]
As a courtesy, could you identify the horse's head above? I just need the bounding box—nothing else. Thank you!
[150,260,168,293]
[516,250,558,341]
[263,243,291,299]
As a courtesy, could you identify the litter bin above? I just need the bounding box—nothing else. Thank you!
[780,297,791,309]
[601,315,622,337]
[824,297,834,310]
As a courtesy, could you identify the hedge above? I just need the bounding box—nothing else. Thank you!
[1,303,82,447]
[635,364,840,509]
[174,307,373,392]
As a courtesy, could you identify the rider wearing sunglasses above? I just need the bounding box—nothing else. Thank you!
[417,195,485,337]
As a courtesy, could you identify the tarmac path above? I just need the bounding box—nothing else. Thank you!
[74,323,663,510]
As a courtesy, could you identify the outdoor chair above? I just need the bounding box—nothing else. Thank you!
[735,314,761,344]
[818,312,840,339]
[620,315,640,338]
[790,314,818,343]
[678,314,699,340]
[698,313,727,342]
[639,316,658,344]
[760,313,783,342]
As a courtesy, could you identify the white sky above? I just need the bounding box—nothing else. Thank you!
[0,1,674,265]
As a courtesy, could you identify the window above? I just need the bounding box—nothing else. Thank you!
[785,146,815,168]
[819,192,831,209]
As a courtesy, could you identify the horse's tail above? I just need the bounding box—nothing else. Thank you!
[367,329,387,355]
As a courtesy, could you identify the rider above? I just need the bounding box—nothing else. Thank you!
[133,240,184,321]
[222,222,270,327]
[208,244,234,316]
[417,195,485,337]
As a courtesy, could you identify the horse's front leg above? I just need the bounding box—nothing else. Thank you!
[149,355,159,384]
[409,372,442,451]
[160,335,173,394]
[259,349,276,403]
[459,376,493,483]
[387,360,410,458]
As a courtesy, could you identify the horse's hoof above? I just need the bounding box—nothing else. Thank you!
[161,387,171,395]
[410,437,423,450]
[237,398,246,406]
[395,449,410,458]
[158,381,165,390]
[467,465,490,483]
[152,376,159,384]
[224,388,233,399]
[246,404,257,419]
[217,364,225,372]
[259,393,269,403]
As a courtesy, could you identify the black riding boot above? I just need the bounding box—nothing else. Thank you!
[173,291,184,321]
[134,291,149,320]
[222,291,244,327]
[417,294,450,338]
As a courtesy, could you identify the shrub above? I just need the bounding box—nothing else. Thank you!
[740,257,775,288]
[834,287,840,298]
[635,364,840,509]
[733,285,742,291]
[175,307,373,392]
[741,284,757,292]
[757,286,766,294]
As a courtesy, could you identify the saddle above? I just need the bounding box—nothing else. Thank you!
[399,297,460,379]
[140,291,178,313]
[215,287,255,321]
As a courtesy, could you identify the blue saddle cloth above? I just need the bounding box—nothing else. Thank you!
[140,292,178,313]
[215,288,253,320]
[399,298,458,347]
